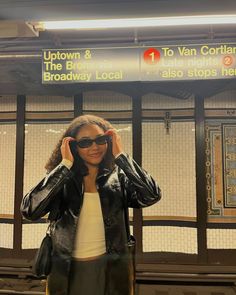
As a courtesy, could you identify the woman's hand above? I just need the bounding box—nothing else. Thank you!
[105,129,124,157]
[60,137,76,163]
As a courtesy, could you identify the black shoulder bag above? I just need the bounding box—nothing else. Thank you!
[32,223,53,278]
[32,190,61,278]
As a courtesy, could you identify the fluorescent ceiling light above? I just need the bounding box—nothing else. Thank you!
[42,15,236,30]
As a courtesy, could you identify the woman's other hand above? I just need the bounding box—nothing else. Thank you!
[105,129,123,157]
[60,137,75,163]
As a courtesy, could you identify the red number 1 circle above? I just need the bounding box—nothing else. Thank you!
[143,48,161,65]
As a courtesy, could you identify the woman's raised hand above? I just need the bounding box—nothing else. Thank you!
[60,137,76,163]
[105,129,123,157]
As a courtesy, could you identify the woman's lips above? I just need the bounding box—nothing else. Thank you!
[89,153,102,158]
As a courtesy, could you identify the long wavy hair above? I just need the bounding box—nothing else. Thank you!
[45,114,114,175]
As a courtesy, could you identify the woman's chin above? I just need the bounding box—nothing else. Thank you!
[85,159,102,167]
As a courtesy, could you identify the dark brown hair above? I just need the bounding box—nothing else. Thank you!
[45,114,114,174]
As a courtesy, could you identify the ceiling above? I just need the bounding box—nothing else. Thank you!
[0,0,236,97]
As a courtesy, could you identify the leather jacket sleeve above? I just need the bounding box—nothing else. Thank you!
[115,153,161,208]
[21,163,73,221]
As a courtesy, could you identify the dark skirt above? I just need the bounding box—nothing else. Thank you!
[68,255,107,295]
[68,253,134,295]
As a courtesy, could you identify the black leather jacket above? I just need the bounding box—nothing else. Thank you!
[21,153,161,295]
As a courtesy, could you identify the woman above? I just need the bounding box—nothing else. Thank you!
[21,114,161,295]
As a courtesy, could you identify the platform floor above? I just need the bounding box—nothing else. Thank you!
[137,283,236,295]
[1,278,236,295]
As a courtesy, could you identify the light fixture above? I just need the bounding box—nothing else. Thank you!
[39,15,236,30]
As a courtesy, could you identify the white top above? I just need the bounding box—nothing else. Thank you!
[72,192,106,259]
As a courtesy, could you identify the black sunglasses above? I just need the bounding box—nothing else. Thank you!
[76,135,110,148]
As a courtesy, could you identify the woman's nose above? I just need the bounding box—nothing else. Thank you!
[90,141,99,149]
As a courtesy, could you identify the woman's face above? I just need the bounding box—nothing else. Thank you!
[75,124,108,168]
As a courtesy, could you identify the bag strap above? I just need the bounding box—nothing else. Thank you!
[46,220,56,236]
[121,173,132,242]
[46,223,51,235]
[124,205,131,242]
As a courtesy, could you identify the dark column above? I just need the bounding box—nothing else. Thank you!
[132,83,143,258]
[74,93,83,117]
[13,94,25,256]
[195,95,207,263]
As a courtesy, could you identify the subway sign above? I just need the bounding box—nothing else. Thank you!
[42,43,236,83]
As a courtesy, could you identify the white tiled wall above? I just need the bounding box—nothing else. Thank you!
[3,93,236,254]
[23,122,69,195]
[0,123,16,215]
[0,96,16,111]
[207,229,236,249]
[204,90,236,108]
[142,93,194,109]
[111,122,132,156]
[143,226,198,254]
[142,122,196,218]
[0,224,13,248]
[22,223,48,249]
[83,91,132,110]
[26,96,74,111]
